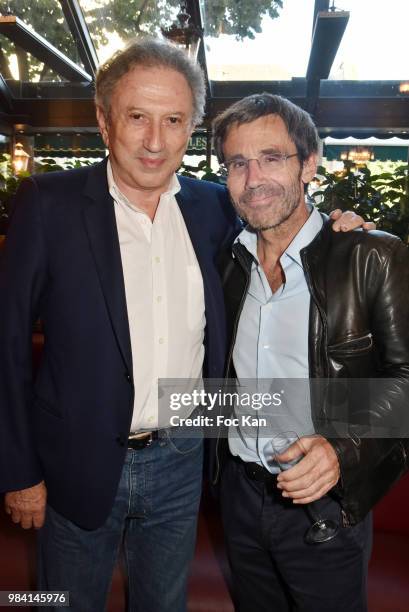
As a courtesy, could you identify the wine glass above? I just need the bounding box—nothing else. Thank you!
[263,431,339,544]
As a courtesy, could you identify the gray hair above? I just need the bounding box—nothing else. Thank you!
[212,93,319,162]
[95,37,206,126]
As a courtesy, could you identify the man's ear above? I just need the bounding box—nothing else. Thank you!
[301,153,318,185]
[96,105,109,148]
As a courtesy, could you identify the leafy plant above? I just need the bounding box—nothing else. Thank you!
[0,156,94,234]
[179,158,224,184]
[311,162,409,242]
[0,154,29,233]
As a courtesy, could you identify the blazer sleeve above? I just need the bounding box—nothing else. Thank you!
[0,178,48,492]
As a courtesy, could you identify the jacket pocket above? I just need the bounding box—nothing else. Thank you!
[328,332,373,356]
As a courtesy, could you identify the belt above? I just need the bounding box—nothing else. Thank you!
[128,430,160,450]
[232,454,278,486]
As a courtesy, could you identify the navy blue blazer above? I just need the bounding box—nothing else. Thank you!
[0,159,240,528]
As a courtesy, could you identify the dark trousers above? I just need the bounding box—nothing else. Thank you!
[220,455,372,612]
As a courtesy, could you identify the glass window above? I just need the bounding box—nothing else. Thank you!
[200,0,315,81]
[0,0,84,82]
[78,0,181,64]
[329,0,409,80]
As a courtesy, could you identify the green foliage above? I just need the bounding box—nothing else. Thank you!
[81,0,181,49]
[0,153,27,232]
[0,0,79,81]
[0,0,284,80]
[179,158,224,184]
[311,162,409,242]
[203,0,283,40]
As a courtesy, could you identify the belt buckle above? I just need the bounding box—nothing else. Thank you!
[144,433,153,448]
[128,432,153,450]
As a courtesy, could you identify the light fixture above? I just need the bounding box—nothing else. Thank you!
[340,147,374,166]
[399,82,409,94]
[12,142,30,173]
[162,1,202,61]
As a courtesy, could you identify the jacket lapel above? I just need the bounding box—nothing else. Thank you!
[82,160,133,374]
[175,178,213,305]
[176,178,227,376]
[175,180,207,266]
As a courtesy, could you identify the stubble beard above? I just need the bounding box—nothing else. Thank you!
[234,177,302,232]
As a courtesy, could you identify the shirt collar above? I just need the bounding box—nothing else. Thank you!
[285,205,323,267]
[107,158,181,213]
[235,204,323,268]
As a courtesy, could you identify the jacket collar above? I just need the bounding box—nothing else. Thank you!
[231,212,332,272]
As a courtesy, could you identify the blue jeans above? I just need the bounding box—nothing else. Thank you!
[37,431,203,612]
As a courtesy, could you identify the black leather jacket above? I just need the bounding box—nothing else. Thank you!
[218,216,409,526]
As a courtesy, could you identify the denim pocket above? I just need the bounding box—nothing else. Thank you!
[165,429,204,455]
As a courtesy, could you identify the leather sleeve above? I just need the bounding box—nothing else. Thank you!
[330,238,409,499]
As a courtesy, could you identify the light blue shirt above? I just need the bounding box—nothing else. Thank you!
[228,206,324,470]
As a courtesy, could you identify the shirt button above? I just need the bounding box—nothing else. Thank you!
[159,337,164,344]
[148,416,154,423]
[155,256,160,263]
[156,296,162,303]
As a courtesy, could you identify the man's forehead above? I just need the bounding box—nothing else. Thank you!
[113,65,192,97]
[109,64,194,116]
[224,114,293,151]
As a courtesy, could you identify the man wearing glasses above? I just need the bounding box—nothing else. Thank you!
[213,93,409,612]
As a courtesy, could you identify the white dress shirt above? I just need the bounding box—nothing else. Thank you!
[108,161,205,431]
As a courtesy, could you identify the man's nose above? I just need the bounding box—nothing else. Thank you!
[143,121,164,152]
[245,158,265,188]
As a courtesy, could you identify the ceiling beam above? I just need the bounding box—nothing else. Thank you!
[313,0,330,33]
[185,0,210,100]
[12,98,97,128]
[305,9,349,117]
[0,16,92,82]
[6,81,94,99]
[306,10,349,81]
[0,73,13,113]
[59,0,98,77]
[10,97,409,135]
